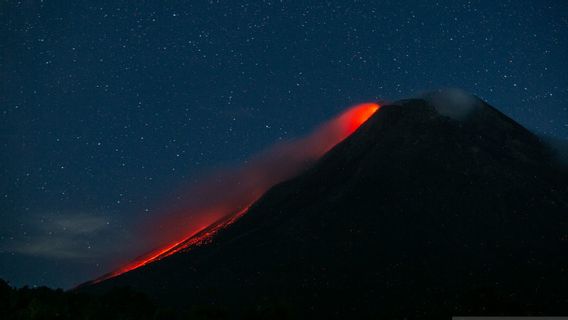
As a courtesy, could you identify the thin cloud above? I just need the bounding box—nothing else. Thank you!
[4,213,125,260]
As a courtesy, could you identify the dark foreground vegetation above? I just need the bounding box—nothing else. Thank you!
[3,276,567,319]
[1,279,157,319]
[0,279,245,320]
[1,279,309,320]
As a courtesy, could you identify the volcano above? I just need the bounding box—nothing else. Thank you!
[80,91,568,317]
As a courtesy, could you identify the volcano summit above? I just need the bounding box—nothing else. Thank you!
[80,91,568,318]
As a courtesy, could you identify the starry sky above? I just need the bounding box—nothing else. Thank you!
[1,0,567,289]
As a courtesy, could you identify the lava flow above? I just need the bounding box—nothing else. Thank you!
[90,205,252,284]
[88,102,379,285]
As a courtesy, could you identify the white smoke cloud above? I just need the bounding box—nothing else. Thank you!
[420,88,482,121]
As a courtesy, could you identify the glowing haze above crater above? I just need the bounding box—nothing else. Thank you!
[88,102,379,284]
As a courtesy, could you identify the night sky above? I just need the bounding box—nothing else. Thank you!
[1,0,567,289]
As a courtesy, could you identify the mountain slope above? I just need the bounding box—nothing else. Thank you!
[82,94,568,317]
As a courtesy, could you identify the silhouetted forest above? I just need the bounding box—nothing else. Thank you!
[0,279,238,320]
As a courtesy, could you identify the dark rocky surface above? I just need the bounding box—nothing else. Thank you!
[82,95,568,318]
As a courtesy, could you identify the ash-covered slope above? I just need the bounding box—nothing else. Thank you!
[82,93,568,317]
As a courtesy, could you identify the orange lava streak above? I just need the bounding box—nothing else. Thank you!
[90,204,253,284]
[343,103,380,135]
[87,102,380,285]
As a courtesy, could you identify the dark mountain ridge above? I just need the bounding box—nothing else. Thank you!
[81,94,568,317]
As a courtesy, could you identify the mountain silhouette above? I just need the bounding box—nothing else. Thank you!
[80,91,568,318]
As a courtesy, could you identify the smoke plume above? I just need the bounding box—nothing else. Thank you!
[99,103,379,281]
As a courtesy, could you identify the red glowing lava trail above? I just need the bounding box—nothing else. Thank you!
[91,205,252,283]
[89,102,379,284]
